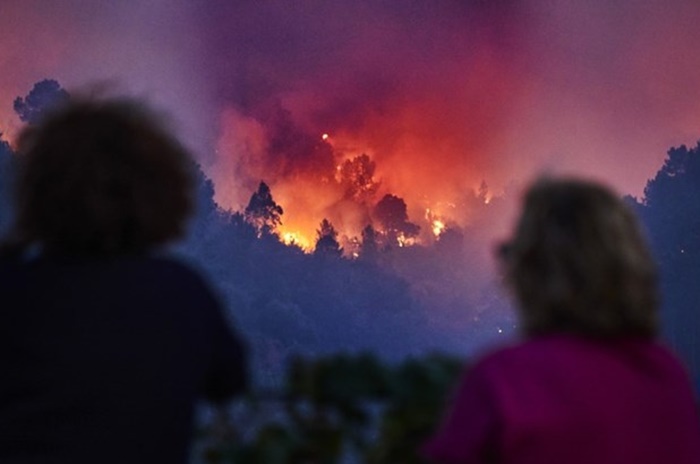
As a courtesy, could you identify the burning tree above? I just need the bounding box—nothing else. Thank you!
[338,154,380,202]
[245,181,283,236]
[373,194,420,246]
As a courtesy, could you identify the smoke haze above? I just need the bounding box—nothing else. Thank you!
[3,1,700,380]
[2,2,700,210]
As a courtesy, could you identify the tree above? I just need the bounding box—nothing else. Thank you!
[338,154,379,202]
[640,141,700,390]
[314,218,342,257]
[180,161,222,247]
[643,143,700,268]
[360,224,379,260]
[0,135,15,236]
[14,79,69,124]
[245,181,283,236]
[373,194,420,245]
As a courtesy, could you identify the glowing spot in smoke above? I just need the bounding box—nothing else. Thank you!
[432,219,446,237]
[425,208,447,237]
[322,133,329,141]
[396,233,416,248]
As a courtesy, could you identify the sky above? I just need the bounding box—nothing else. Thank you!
[2,0,700,242]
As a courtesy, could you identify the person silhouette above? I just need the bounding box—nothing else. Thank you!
[424,178,700,464]
[0,98,247,464]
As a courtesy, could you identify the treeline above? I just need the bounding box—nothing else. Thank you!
[0,81,513,385]
[176,168,514,384]
[1,80,700,391]
[628,144,700,391]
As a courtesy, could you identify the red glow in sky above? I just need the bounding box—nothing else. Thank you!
[2,1,700,245]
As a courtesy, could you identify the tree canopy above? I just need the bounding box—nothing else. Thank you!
[0,136,15,235]
[244,181,284,235]
[638,142,700,390]
[373,194,420,244]
[338,154,379,202]
[314,218,342,257]
[14,79,69,124]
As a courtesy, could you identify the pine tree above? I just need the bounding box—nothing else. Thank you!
[314,218,342,257]
[244,181,283,235]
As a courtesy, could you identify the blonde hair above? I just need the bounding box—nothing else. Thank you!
[500,178,658,338]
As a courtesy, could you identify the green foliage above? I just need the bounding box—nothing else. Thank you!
[200,353,463,464]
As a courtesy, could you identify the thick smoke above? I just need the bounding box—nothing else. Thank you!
[188,0,700,246]
[202,1,532,242]
[3,1,700,206]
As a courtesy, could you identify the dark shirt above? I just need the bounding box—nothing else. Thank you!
[0,254,247,464]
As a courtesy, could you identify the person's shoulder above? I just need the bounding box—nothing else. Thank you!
[476,334,690,375]
[142,254,202,276]
[475,336,547,364]
[0,257,17,285]
[131,254,204,282]
[0,251,32,278]
[0,253,20,269]
[465,340,526,381]
[139,254,214,289]
[635,339,696,380]
[472,335,580,374]
[85,253,207,297]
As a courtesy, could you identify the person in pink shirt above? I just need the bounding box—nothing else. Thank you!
[423,178,700,464]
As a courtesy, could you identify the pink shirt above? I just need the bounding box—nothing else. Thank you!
[424,335,700,463]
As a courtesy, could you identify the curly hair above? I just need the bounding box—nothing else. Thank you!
[10,98,194,256]
[500,178,658,339]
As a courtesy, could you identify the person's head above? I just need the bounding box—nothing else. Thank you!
[11,98,194,256]
[499,177,658,339]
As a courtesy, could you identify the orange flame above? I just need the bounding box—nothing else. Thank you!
[280,230,313,251]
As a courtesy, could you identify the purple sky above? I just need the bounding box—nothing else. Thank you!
[2,0,700,224]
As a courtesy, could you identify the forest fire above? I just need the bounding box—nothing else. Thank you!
[2,2,700,418]
[431,220,446,238]
[2,1,699,255]
[425,208,447,238]
[201,1,535,256]
[213,104,505,255]
[197,0,700,255]
[281,231,313,251]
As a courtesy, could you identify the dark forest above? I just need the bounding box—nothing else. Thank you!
[1,80,699,396]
